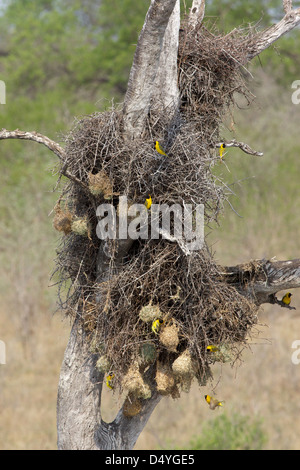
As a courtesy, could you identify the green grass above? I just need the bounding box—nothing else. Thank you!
[184,413,267,450]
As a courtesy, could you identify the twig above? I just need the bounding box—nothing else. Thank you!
[0,128,87,189]
[0,128,66,159]
[214,139,263,156]
[270,294,296,310]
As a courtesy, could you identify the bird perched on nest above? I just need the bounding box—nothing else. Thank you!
[145,194,152,210]
[152,318,164,335]
[106,373,115,390]
[281,292,292,306]
[205,394,224,410]
[155,141,168,157]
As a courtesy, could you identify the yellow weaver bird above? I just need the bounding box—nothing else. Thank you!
[106,373,115,390]
[282,292,292,306]
[219,143,225,159]
[155,141,168,157]
[145,194,152,210]
[206,345,219,353]
[205,394,224,410]
[152,318,164,335]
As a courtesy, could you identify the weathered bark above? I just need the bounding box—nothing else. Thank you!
[57,318,162,450]
[0,128,86,188]
[122,0,179,137]
[244,7,300,62]
[188,0,206,29]
[57,319,103,450]
[95,389,162,450]
[214,139,263,156]
[0,128,66,160]
[223,258,300,306]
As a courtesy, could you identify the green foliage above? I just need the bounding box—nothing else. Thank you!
[206,0,277,31]
[185,413,267,450]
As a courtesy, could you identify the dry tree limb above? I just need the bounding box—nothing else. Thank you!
[0,128,87,189]
[245,6,300,62]
[223,258,300,306]
[0,127,66,160]
[214,139,264,156]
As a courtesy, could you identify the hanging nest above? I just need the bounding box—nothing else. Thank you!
[155,360,177,397]
[139,303,162,323]
[95,355,111,373]
[159,321,180,353]
[88,170,114,199]
[122,363,152,400]
[53,203,73,235]
[51,22,260,398]
[123,394,142,417]
[172,349,196,393]
[138,342,157,366]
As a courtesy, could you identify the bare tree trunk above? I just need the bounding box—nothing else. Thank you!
[95,390,162,450]
[57,319,103,450]
[57,318,162,450]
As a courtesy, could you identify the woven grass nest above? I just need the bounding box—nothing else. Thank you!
[52,25,259,400]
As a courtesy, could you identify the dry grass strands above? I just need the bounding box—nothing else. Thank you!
[122,363,152,399]
[139,303,162,323]
[155,361,176,396]
[123,394,142,417]
[178,23,254,142]
[172,349,195,393]
[95,355,111,373]
[53,204,73,235]
[88,170,114,199]
[159,321,180,352]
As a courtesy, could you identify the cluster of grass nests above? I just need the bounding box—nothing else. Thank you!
[52,23,259,415]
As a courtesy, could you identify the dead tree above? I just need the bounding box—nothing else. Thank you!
[1,0,300,450]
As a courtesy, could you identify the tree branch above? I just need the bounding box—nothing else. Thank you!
[0,128,66,160]
[223,258,300,306]
[214,139,264,156]
[0,128,87,189]
[245,7,300,62]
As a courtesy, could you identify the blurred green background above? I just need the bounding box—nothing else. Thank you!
[0,0,300,450]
